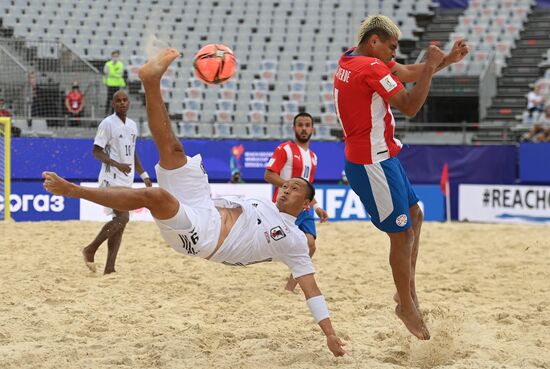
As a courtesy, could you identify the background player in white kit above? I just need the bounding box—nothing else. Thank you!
[83,90,152,274]
[265,112,329,291]
[42,48,346,357]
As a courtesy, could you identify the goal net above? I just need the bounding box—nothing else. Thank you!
[0,37,104,132]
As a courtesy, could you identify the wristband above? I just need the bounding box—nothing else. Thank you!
[140,171,150,180]
[312,203,321,211]
[306,295,330,323]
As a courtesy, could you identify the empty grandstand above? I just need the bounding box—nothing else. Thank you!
[0,0,549,143]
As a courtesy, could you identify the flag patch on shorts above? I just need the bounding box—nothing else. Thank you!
[396,214,408,227]
[380,74,398,93]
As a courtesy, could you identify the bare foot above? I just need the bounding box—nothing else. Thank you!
[138,48,181,83]
[42,171,76,196]
[394,291,420,308]
[395,305,430,340]
[104,267,116,275]
[82,247,97,273]
[284,274,298,292]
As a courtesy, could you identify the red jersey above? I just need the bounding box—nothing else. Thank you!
[334,48,404,164]
[266,141,317,202]
[65,90,84,113]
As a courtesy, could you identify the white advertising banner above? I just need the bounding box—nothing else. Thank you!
[79,182,271,221]
[459,184,550,224]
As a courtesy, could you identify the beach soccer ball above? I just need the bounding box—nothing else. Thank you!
[193,44,236,85]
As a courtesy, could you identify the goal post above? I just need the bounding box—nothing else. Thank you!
[0,117,11,221]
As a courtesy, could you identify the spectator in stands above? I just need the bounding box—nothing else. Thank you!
[523,104,550,142]
[64,82,85,125]
[229,168,245,183]
[103,50,126,115]
[0,98,12,117]
[526,84,546,121]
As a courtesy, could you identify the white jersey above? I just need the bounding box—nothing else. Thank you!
[94,113,138,187]
[210,196,315,279]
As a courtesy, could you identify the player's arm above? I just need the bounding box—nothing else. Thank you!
[92,145,131,175]
[296,273,346,357]
[388,46,445,117]
[76,95,85,114]
[264,169,286,187]
[64,97,72,112]
[264,146,288,187]
[391,40,469,83]
[309,198,328,223]
[134,151,152,187]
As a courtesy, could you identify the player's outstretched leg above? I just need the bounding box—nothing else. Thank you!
[138,48,186,170]
[42,171,179,221]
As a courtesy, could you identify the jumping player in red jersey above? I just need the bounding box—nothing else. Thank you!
[333,15,468,340]
[265,112,329,291]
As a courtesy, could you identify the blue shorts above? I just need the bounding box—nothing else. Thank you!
[295,208,317,239]
[345,157,419,233]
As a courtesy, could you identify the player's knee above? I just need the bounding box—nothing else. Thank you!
[308,239,316,256]
[114,212,129,226]
[414,207,424,225]
[143,187,171,205]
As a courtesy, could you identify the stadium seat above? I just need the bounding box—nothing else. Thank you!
[266,124,281,139]
[197,123,213,137]
[313,124,335,141]
[320,112,338,125]
[31,119,54,137]
[213,123,235,139]
[233,124,251,139]
[248,111,267,124]
[247,123,269,139]
[179,122,200,138]
[282,124,295,140]
[282,101,299,113]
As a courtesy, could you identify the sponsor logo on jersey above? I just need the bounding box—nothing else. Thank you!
[264,231,271,243]
[396,214,408,227]
[270,226,286,241]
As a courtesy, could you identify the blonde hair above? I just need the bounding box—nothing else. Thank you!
[357,15,401,45]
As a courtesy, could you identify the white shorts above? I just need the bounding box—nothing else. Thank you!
[99,180,130,216]
[154,154,221,258]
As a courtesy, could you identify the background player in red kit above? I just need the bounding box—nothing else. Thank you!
[265,112,329,291]
[333,15,468,340]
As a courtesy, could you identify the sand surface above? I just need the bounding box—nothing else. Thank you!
[0,221,549,369]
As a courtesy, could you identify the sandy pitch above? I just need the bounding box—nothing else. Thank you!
[0,221,549,369]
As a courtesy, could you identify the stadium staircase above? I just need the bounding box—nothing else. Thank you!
[485,8,550,122]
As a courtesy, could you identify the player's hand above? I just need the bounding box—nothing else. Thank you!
[326,334,346,357]
[115,162,132,175]
[315,207,329,223]
[143,177,153,187]
[447,40,469,64]
[425,45,445,70]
